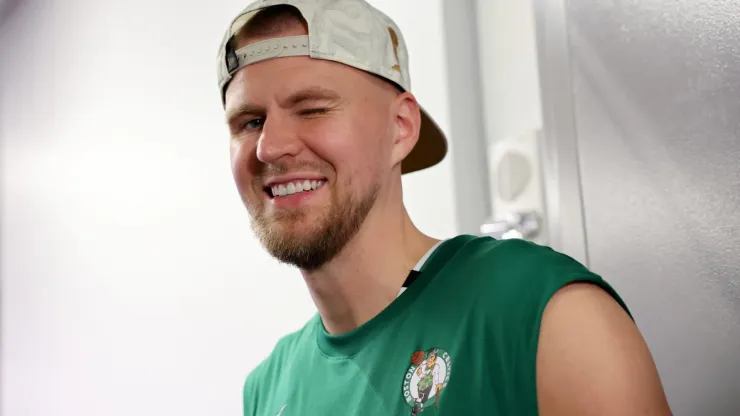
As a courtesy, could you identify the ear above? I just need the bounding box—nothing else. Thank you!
[390,92,422,169]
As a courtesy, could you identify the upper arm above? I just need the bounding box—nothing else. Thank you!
[536,283,672,416]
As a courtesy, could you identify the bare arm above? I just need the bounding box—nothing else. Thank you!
[536,283,672,416]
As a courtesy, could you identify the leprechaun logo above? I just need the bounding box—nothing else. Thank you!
[402,348,452,415]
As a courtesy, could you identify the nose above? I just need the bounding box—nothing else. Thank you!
[256,115,302,164]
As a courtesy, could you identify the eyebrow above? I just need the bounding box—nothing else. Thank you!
[283,86,342,108]
[224,86,343,125]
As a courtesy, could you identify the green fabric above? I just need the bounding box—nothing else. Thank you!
[243,235,630,415]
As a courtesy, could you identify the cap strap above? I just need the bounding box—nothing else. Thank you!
[227,35,311,74]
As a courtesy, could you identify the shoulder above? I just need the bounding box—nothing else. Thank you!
[446,236,628,312]
[536,283,671,414]
[242,317,317,415]
[443,237,670,414]
[450,235,593,276]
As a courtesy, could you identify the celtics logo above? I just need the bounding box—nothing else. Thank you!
[402,348,452,415]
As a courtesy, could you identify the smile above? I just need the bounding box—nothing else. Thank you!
[266,179,326,198]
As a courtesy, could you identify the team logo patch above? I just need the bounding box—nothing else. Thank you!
[402,348,452,415]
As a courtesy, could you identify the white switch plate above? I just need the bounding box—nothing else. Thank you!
[488,130,548,245]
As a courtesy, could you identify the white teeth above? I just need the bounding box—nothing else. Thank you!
[271,180,325,197]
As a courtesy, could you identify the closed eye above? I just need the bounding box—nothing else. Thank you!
[299,108,328,116]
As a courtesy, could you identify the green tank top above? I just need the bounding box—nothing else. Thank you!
[243,235,629,415]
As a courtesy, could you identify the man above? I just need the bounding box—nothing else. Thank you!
[216,0,672,414]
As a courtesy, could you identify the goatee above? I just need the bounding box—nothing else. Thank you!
[247,181,379,270]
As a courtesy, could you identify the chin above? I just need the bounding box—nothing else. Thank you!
[272,219,321,240]
[255,209,325,239]
[253,218,337,271]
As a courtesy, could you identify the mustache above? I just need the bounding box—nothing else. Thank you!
[254,162,329,180]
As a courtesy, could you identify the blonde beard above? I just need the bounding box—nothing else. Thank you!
[247,181,380,270]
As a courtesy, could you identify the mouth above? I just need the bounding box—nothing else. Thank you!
[264,178,327,199]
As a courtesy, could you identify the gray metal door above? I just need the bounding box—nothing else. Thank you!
[535,0,740,414]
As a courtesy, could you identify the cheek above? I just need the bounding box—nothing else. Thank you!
[308,123,383,176]
[230,139,257,192]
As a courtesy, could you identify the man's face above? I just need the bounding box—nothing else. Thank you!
[224,35,400,270]
[426,352,437,368]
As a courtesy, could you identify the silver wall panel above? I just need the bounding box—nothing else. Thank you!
[563,1,740,414]
[442,0,492,236]
[532,0,590,265]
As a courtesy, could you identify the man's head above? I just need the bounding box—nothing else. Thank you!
[426,350,438,368]
[216,0,447,270]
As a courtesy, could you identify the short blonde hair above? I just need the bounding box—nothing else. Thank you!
[232,5,308,49]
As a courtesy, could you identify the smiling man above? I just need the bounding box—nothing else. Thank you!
[216,1,672,415]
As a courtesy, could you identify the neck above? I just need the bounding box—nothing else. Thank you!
[301,204,439,335]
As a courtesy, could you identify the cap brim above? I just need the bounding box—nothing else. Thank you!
[402,106,448,174]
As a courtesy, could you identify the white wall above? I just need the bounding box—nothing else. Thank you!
[0,0,456,415]
[475,0,542,145]
[473,0,551,245]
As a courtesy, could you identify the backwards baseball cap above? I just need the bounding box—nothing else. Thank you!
[216,0,447,174]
